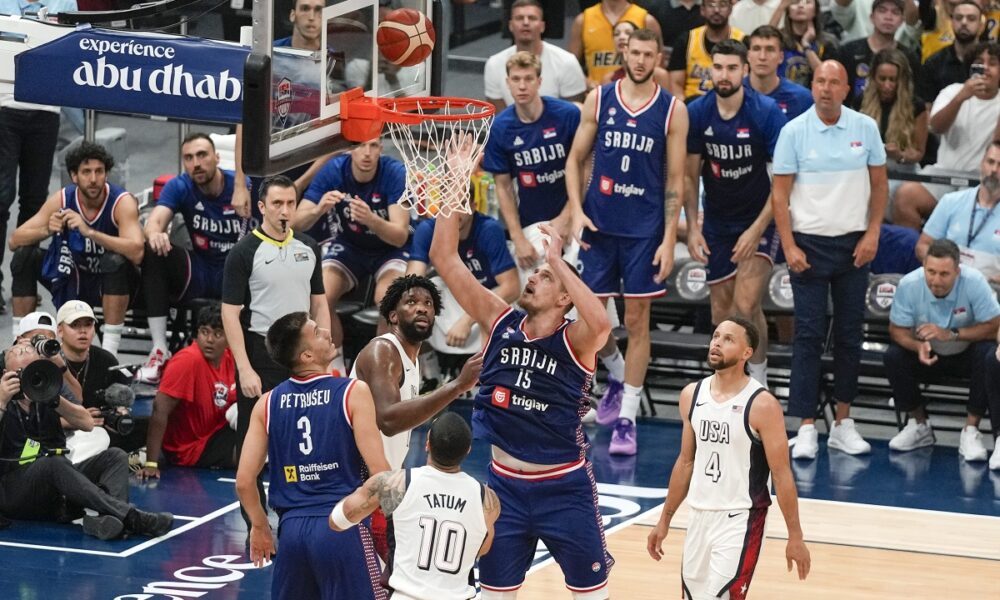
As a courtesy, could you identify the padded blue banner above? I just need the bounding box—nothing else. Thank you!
[14,26,249,123]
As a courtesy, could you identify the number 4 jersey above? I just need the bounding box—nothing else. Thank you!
[387,466,487,600]
[265,374,366,520]
[686,375,773,511]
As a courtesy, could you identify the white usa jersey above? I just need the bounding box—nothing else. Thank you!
[387,466,488,600]
[687,375,773,511]
[351,332,420,469]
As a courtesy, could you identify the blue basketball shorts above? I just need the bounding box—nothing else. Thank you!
[701,217,782,285]
[322,241,408,290]
[579,230,666,298]
[179,250,225,301]
[271,515,386,600]
[478,461,613,598]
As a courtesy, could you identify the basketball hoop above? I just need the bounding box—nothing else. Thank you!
[341,88,495,217]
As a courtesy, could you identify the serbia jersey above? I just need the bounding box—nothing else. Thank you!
[265,374,366,520]
[744,76,814,121]
[686,376,772,511]
[687,87,787,224]
[473,308,594,464]
[302,154,406,249]
[61,182,129,274]
[481,97,581,226]
[584,80,677,239]
[409,214,516,289]
[158,170,248,266]
[387,466,487,600]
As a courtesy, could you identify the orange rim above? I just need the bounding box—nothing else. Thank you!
[376,96,495,125]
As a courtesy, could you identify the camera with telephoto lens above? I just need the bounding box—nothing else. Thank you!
[94,383,136,436]
[11,360,63,407]
[29,334,61,359]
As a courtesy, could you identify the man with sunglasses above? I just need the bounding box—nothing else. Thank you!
[139,303,237,479]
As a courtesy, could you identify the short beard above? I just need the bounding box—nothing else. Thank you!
[983,174,1000,193]
[625,63,655,85]
[707,354,741,371]
[714,82,741,98]
[398,319,433,343]
[955,30,977,44]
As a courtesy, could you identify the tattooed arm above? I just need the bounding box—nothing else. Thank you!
[653,98,690,283]
[478,485,502,557]
[329,469,408,531]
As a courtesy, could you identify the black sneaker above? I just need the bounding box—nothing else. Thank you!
[126,509,174,537]
[82,515,125,540]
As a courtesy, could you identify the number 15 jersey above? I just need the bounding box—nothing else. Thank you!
[687,375,772,511]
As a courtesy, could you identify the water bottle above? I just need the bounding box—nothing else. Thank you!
[484,173,498,219]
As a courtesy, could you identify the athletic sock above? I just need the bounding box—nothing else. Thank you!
[620,384,643,423]
[147,316,169,352]
[600,348,626,382]
[102,324,124,358]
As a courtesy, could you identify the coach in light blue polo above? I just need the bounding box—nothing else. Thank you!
[771,60,888,461]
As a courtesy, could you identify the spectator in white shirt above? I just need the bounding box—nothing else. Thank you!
[731,0,784,34]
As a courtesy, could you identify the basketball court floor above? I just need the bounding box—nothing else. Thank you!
[1,402,996,599]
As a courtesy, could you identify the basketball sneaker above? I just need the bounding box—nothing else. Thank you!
[958,426,988,462]
[990,444,1000,470]
[827,419,871,455]
[83,515,125,540]
[609,418,637,456]
[595,375,624,426]
[136,348,171,385]
[581,407,598,424]
[888,419,935,451]
[791,424,818,460]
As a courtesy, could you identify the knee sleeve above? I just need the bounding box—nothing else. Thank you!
[10,245,42,296]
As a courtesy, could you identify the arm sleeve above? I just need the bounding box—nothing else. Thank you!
[771,126,799,175]
[866,120,888,166]
[158,350,196,402]
[920,195,953,240]
[408,220,433,264]
[557,53,588,98]
[480,219,517,276]
[888,282,917,327]
[969,275,1000,321]
[481,119,510,175]
[156,176,188,213]
[222,238,254,305]
[303,161,338,203]
[930,84,958,119]
[667,32,690,71]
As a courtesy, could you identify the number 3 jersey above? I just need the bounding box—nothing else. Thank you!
[473,307,595,465]
[386,466,487,600]
[687,375,772,512]
[265,374,366,520]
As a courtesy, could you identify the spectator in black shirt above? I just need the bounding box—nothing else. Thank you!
[837,0,921,108]
[0,343,172,540]
[918,0,982,103]
[56,300,143,452]
[651,0,706,63]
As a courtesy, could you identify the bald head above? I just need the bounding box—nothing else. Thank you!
[811,60,850,117]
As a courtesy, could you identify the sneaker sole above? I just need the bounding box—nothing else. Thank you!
[959,450,988,462]
[608,443,637,456]
[595,412,621,427]
[827,439,872,455]
[888,435,935,452]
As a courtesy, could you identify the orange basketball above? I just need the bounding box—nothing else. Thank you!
[376,8,436,67]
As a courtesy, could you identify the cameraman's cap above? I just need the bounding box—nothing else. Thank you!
[17,311,56,337]
[57,300,96,326]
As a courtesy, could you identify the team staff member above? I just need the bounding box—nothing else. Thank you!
[222,174,329,530]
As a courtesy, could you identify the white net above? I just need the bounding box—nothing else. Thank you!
[379,98,494,218]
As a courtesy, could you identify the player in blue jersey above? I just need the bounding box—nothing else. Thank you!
[295,139,410,375]
[686,40,787,386]
[745,26,814,121]
[8,142,144,357]
[137,133,254,384]
[236,310,389,600]
[430,172,614,598]
[566,28,689,456]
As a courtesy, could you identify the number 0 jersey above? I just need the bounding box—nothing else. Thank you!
[473,307,595,465]
[387,466,487,600]
[687,375,772,511]
[265,374,366,520]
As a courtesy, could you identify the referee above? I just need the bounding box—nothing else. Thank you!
[221,174,330,530]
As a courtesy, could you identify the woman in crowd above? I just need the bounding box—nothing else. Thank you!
[772,0,839,87]
[859,48,928,170]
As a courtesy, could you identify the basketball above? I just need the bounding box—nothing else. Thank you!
[376,8,436,67]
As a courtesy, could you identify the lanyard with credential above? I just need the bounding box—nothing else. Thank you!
[967,195,997,247]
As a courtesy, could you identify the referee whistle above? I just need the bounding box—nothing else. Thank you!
[280,218,288,233]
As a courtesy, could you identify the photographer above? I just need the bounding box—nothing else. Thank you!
[56,301,145,452]
[14,311,82,405]
[140,304,237,480]
[0,343,173,540]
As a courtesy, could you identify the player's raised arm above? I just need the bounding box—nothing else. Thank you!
[565,88,600,247]
[329,469,407,532]
[543,223,610,356]
[647,381,698,561]
[235,394,274,567]
[9,191,63,251]
[751,392,811,580]
[429,208,508,330]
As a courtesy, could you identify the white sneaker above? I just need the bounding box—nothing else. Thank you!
[791,424,818,460]
[828,418,871,455]
[959,426,988,462]
[136,348,171,385]
[990,443,1000,471]
[581,407,598,424]
[889,419,935,451]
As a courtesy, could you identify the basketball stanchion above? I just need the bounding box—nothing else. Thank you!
[340,88,495,217]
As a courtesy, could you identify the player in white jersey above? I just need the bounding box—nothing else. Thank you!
[351,274,484,557]
[331,412,501,600]
[647,317,810,600]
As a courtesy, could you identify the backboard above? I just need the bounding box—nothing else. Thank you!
[241,0,442,177]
